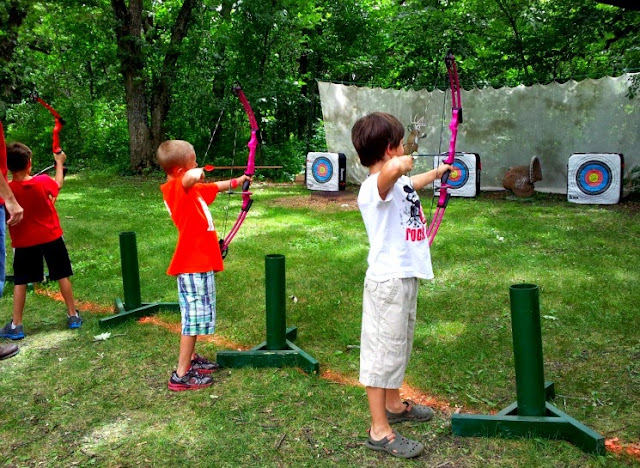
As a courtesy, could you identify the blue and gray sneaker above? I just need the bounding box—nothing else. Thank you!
[0,321,25,340]
[67,311,82,329]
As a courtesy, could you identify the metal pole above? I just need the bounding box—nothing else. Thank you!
[119,232,142,310]
[510,283,546,416]
[265,254,287,350]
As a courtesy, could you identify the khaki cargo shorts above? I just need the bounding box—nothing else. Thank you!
[359,277,418,388]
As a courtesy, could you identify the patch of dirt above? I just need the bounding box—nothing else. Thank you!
[270,189,359,211]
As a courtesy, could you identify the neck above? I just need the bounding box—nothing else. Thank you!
[369,155,391,175]
[10,170,30,182]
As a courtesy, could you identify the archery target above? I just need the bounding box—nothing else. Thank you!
[434,152,480,198]
[312,156,333,184]
[567,153,623,204]
[306,152,347,191]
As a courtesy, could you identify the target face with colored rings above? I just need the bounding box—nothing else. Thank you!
[311,156,334,184]
[576,161,612,195]
[447,159,469,189]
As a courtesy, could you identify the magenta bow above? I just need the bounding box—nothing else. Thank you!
[427,53,463,246]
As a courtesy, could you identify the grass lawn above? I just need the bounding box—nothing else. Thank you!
[1,173,638,467]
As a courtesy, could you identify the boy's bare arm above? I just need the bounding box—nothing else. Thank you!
[182,168,205,189]
[54,151,66,188]
[214,174,252,193]
[377,156,414,199]
[410,163,452,191]
[182,169,252,193]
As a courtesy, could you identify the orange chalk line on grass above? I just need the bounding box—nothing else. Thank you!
[31,289,640,461]
[34,286,113,314]
[138,316,249,351]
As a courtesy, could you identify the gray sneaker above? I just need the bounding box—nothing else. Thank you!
[0,321,25,340]
[67,312,82,329]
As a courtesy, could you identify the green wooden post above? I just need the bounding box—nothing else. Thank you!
[265,254,287,350]
[450,283,605,455]
[216,254,319,374]
[510,283,546,416]
[120,232,141,309]
[100,232,179,327]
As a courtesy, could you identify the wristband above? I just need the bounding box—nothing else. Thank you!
[230,178,238,189]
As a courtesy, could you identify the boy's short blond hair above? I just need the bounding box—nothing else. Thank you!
[157,140,195,175]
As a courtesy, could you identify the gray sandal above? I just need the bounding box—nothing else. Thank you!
[386,400,434,424]
[365,428,424,458]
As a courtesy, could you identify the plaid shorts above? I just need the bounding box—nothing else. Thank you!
[177,271,217,336]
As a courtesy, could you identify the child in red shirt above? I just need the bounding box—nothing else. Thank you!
[157,140,251,391]
[0,142,81,341]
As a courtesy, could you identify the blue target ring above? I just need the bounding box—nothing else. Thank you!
[312,156,334,184]
[447,158,469,189]
[576,161,612,195]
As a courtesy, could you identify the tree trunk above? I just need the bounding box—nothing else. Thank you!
[0,1,29,113]
[111,0,199,172]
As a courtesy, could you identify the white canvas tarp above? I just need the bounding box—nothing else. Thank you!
[318,75,639,193]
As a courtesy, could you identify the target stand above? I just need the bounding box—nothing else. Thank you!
[99,232,179,327]
[452,284,605,455]
[567,153,623,204]
[216,254,319,375]
[433,152,481,197]
[306,152,346,193]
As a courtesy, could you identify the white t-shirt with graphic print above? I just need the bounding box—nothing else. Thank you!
[357,173,434,282]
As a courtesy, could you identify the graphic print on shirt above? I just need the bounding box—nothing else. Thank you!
[402,183,427,242]
[197,196,215,231]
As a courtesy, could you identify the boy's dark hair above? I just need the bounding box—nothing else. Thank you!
[351,112,405,167]
[6,142,32,172]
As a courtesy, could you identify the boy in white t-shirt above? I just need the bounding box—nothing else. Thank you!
[352,112,452,459]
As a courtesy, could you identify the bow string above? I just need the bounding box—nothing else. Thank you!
[426,52,462,246]
[218,84,258,259]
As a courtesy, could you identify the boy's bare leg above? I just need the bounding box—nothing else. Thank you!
[385,388,407,413]
[58,277,78,316]
[12,284,27,326]
[367,387,392,440]
[177,335,197,377]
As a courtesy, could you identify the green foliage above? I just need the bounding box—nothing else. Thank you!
[1,0,638,173]
[0,175,638,466]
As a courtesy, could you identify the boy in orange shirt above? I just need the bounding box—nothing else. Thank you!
[0,142,81,340]
[157,140,251,391]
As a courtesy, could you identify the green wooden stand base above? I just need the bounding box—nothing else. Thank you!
[217,326,319,375]
[451,382,605,455]
[99,298,179,328]
[452,285,605,456]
